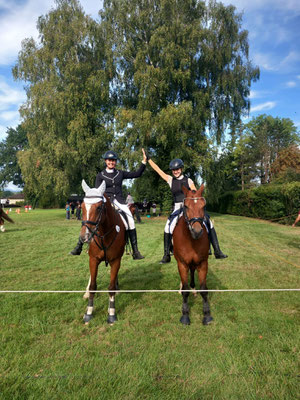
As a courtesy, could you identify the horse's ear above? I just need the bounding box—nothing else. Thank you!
[182,185,189,197]
[97,180,106,197]
[82,179,90,194]
[199,184,205,197]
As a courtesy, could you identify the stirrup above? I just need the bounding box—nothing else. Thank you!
[159,254,171,264]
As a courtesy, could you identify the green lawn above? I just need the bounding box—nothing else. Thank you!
[0,209,299,399]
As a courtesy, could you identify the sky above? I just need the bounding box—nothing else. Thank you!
[0,0,300,190]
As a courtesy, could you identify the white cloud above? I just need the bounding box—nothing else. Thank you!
[0,0,103,65]
[251,101,276,112]
[286,81,297,88]
[0,110,20,121]
[252,52,278,71]
[249,89,272,99]
[220,0,300,13]
[0,77,26,111]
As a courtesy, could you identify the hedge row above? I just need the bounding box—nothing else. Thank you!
[212,182,300,224]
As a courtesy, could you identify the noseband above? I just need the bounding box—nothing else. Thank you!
[183,197,206,234]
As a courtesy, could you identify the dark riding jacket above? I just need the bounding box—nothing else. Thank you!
[95,163,146,204]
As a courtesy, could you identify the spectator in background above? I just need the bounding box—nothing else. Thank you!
[151,202,157,217]
[65,203,70,220]
[70,201,76,219]
[76,201,81,220]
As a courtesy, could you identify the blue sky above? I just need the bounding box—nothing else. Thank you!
[0,0,300,189]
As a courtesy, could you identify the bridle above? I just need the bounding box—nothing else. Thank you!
[183,197,206,235]
[81,195,118,266]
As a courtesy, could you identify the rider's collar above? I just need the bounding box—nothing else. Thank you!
[174,175,184,180]
[105,167,115,173]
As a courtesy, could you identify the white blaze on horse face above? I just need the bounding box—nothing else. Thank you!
[194,199,197,203]
[85,203,92,241]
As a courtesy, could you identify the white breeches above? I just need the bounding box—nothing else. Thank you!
[164,202,214,234]
[112,199,135,230]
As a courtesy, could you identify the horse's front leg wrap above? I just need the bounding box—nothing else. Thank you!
[200,284,213,326]
[107,295,117,324]
[83,298,94,323]
[180,284,190,325]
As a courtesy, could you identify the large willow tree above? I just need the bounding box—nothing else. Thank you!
[101,0,259,202]
[13,0,113,205]
[13,0,259,205]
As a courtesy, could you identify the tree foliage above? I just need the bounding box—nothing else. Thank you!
[270,145,300,183]
[13,0,113,205]
[13,0,259,205]
[202,115,299,205]
[0,125,28,188]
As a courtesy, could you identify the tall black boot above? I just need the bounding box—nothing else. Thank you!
[159,232,172,264]
[69,236,84,255]
[209,227,228,259]
[128,229,144,260]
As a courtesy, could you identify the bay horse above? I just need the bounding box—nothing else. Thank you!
[80,180,126,324]
[0,208,14,232]
[173,184,213,325]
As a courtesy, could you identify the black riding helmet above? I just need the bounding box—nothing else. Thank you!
[169,158,184,170]
[103,150,118,160]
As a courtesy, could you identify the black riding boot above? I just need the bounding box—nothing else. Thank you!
[159,233,172,264]
[209,227,228,259]
[128,229,145,260]
[69,236,83,255]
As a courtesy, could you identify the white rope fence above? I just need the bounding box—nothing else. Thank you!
[0,289,299,293]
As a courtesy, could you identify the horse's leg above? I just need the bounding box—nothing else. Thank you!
[197,260,213,325]
[83,257,99,324]
[190,269,197,297]
[177,261,190,325]
[83,275,91,299]
[107,258,121,325]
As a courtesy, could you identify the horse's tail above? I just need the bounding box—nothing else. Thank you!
[1,209,14,223]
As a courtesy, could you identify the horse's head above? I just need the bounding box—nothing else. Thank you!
[182,184,206,240]
[80,180,106,243]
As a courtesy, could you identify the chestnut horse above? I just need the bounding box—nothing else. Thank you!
[80,180,126,324]
[0,208,14,232]
[173,184,213,325]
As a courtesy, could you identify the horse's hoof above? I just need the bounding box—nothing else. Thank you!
[180,315,190,325]
[107,315,117,324]
[202,316,213,325]
[83,313,93,323]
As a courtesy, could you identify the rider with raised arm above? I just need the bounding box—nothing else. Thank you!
[70,149,147,259]
[147,155,227,263]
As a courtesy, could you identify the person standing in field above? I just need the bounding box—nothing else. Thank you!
[65,202,70,220]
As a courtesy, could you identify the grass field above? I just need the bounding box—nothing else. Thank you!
[0,209,299,399]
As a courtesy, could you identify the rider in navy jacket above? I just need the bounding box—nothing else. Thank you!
[70,149,147,260]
